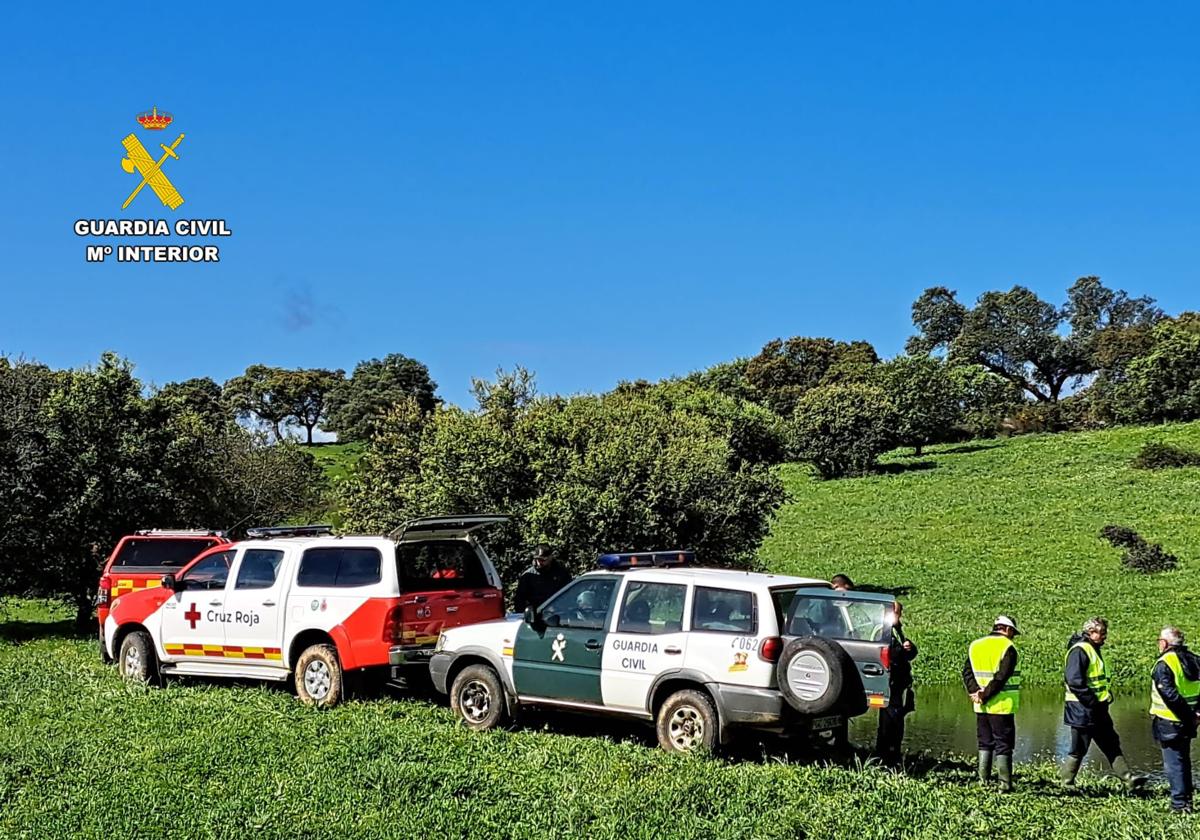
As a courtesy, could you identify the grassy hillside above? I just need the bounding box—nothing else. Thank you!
[761,421,1200,688]
[308,441,365,484]
[0,602,1186,840]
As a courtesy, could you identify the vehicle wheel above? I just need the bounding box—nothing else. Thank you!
[656,689,718,754]
[450,664,509,730]
[117,630,159,685]
[294,644,344,707]
[776,637,859,716]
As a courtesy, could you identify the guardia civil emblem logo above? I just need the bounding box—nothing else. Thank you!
[120,107,186,210]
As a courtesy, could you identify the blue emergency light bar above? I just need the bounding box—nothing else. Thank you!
[597,550,695,570]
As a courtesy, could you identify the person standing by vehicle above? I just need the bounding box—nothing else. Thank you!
[831,574,854,592]
[1150,626,1200,813]
[876,601,917,766]
[513,544,571,612]
[963,616,1021,791]
[1059,617,1146,791]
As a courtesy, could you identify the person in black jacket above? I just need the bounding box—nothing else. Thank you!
[1150,626,1200,813]
[1059,617,1145,790]
[512,544,571,612]
[875,601,917,766]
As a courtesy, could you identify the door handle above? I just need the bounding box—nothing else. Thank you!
[262,600,276,607]
[863,664,884,676]
[585,639,602,650]
[413,595,428,603]
[209,600,222,607]
[664,646,682,655]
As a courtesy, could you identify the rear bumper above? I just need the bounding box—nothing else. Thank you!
[712,683,786,725]
[388,645,435,681]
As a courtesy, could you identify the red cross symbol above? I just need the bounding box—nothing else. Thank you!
[184,603,201,630]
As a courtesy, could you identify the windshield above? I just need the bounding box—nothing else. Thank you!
[784,593,893,642]
[111,538,221,569]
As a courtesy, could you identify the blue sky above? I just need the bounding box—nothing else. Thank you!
[1,3,1198,405]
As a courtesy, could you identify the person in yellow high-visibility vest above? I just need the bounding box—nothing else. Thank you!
[962,615,1020,791]
[1059,617,1146,790]
[1150,626,1200,813]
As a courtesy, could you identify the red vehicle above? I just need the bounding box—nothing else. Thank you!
[96,529,230,659]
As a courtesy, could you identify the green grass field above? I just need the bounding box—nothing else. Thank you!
[762,421,1200,688]
[0,601,1191,840]
[307,441,365,484]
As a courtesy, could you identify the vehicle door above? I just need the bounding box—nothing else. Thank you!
[220,547,288,663]
[601,578,690,712]
[160,549,234,660]
[512,575,619,704]
[784,592,892,702]
[394,540,503,647]
[684,586,772,689]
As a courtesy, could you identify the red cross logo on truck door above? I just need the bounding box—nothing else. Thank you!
[184,603,201,630]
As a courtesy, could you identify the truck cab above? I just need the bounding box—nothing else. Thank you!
[105,516,507,705]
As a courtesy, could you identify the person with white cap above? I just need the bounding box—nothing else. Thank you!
[962,615,1021,791]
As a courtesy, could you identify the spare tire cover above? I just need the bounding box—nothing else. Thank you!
[777,636,856,716]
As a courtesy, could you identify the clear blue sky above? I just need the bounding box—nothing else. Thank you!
[2,3,1197,405]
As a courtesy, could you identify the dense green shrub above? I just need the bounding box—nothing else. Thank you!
[875,355,963,455]
[790,383,898,479]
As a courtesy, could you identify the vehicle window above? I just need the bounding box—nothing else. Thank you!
[181,550,234,590]
[771,587,801,628]
[542,578,618,631]
[297,547,382,588]
[692,587,756,633]
[616,581,686,635]
[786,595,890,641]
[234,549,285,590]
[396,540,488,591]
[112,538,220,569]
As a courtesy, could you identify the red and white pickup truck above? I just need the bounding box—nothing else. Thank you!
[103,515,508,705]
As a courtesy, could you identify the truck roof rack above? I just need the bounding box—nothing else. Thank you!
[245,525,335,539]
[134,529,226,537]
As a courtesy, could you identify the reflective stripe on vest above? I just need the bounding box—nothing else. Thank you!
[1150,650,1200,722]
[1065,641,1111,704]
[969,634,1020,714]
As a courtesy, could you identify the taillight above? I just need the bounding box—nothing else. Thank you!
[759,636,782,663]
[383,605,404,643]
[880,645,891,670]
[97,576,112,606]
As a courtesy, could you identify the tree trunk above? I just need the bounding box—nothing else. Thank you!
[914,443,923,456]
[75,596,94,634]
[305,424,314,445]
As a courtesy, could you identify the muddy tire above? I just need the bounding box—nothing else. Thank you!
[656,689,718,754]
[450,664,509,730]
[777,636,860,716]
[294,644,344,707]
[117,630,159,685]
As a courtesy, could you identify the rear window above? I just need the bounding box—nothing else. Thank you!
[786,594,892,641]
[692,587,756,634]
[395,540,489,591]
[111,538,220,569]
[297,547,382,588]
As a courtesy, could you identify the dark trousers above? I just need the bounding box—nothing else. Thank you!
[976,713,1016,756]
[1068,716,1123,764]
[876,704,908,764]
[1161,738,1195,812]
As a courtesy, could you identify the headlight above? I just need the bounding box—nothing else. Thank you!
[435,633,447,652]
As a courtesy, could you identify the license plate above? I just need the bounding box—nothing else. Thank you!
[812,715,842,732]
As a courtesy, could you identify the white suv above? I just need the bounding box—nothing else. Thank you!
[430,552,897,753]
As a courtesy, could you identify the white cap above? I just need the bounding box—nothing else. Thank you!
[995,615,1020,635]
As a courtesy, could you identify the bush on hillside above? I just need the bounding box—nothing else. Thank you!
[1131,441,1200,470]
[790,383,898,479]
[1100,525,1179,574]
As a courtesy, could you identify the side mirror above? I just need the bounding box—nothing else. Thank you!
[523,606,546,630]
[160,574,177,591]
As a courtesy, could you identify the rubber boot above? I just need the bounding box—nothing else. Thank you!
[996,755,1014,792]
[977,750,994,784]
[1058,755,1082,788]
[1111,755,1147,793]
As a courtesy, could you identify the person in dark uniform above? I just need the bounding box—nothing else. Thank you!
[513,543,571,612]
[1059,617,1146,791]
[1150,626,1200,813]
[876,601,917,766]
